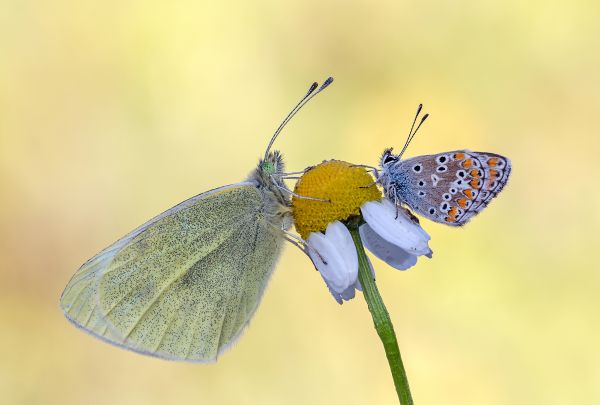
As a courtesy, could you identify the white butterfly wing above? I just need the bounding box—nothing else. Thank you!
[60,182,285,362]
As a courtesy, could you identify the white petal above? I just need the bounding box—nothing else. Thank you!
[324,221,358,281]
[361,200,432,256]
[324,280,343,305]
[340,284,356,301]
[306,221,358,302]
[307,233,348,292]
[360,223,418,270]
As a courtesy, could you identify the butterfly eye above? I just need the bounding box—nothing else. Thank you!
[383,155,397,164]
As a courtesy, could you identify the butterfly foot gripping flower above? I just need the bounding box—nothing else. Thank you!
[292,160,432,303]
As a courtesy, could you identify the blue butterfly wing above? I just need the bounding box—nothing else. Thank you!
[386,151,511,226]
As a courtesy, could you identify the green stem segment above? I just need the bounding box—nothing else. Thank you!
[348,222,414,405]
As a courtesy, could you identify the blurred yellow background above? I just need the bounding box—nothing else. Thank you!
[1,0,599,404]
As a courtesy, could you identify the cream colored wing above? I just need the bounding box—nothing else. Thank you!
[60,182,285,362]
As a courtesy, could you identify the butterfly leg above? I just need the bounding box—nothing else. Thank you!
[360,181,380,189]
[270,175,330,202]
[350,164,378,171]
[360,171,384,189]
[391,194,419,224]
[393,195,400,220]
[282,169,311,176]
[350,164,381,184]
[287,190,330,202]
[283,166,316,176]
[279,227,328,265]
[402,206,420,224]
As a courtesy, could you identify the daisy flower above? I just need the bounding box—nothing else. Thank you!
[292,160,432,303]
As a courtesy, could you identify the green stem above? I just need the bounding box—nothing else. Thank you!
[347,222,414,405]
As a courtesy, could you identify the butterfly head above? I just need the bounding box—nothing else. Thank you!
[260,150,285,178]
[255,150,286,192]
[380,148,399,168]
[249,150,291,215]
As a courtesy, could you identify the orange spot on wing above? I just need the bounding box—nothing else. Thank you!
[445,216,456,223]
[454,152,465,160]
[470,179,480,188]
[489,169,498,178]
[488,158,498,167]
[457,198,467,208]
[463,189,474,199]
[470,169,480,178]
[448,206,458,217]
[463,159,473,168]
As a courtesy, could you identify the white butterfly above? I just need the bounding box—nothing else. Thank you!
[60,78,333,362]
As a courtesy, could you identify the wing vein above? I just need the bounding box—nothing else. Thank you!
[123,274,183,339]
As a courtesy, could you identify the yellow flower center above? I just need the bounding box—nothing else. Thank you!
[292,160,382,238]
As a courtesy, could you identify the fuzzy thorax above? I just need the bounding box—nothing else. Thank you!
[292,160,382,239]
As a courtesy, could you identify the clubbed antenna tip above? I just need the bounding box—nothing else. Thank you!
[264,76,335,159]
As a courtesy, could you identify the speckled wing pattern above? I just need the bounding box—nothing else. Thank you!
[60,182,285,362]
[392,150,511,226]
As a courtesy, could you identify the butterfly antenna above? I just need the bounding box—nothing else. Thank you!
[264,77,334,160]
[397,104,429,159]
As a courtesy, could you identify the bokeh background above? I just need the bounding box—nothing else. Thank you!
[2,0,599,404]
